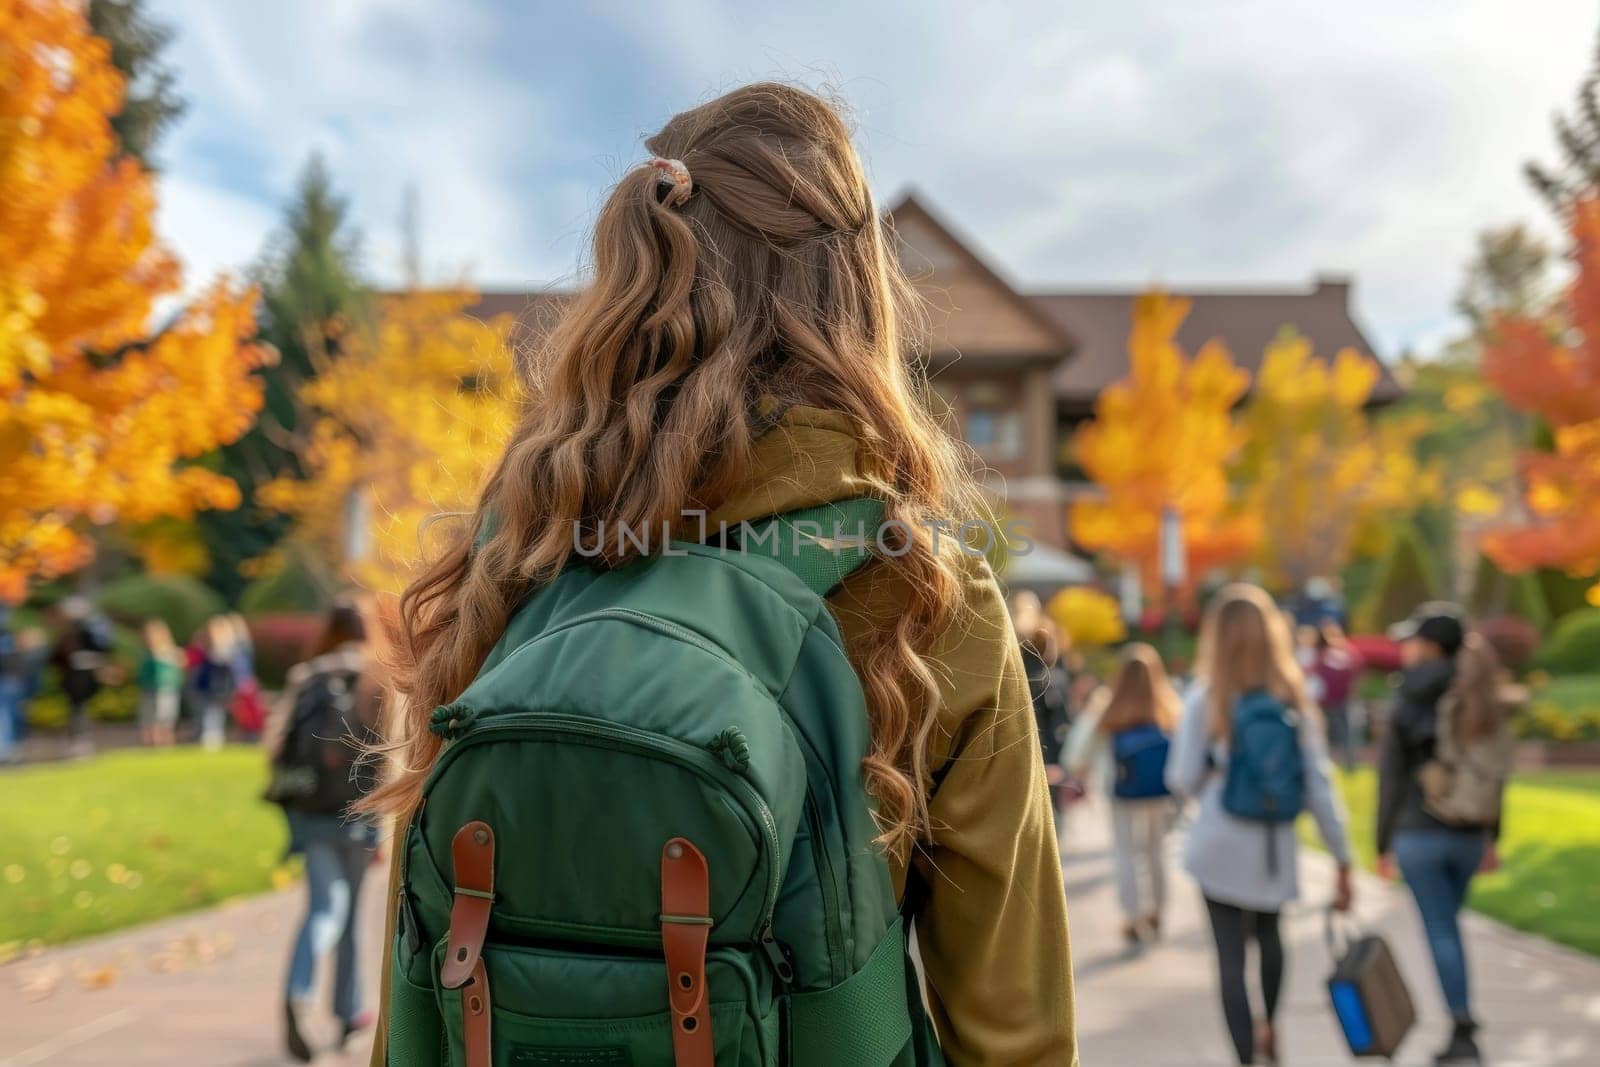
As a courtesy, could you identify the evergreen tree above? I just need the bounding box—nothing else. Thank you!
[1454,225,1552,329]
[198,155,368,601]
[1527,27,1600,212]
[88,0,186,168]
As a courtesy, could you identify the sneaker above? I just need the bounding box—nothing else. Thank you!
[1434,1019,1482,1065]
[284,998,313,1063]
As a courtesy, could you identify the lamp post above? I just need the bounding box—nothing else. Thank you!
[1159,505,1186,660]
[344,486,372,570]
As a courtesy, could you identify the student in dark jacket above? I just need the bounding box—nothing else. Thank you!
[1377,603,1501,1067]
[1010,592,1073,831]
[49,597,112,757]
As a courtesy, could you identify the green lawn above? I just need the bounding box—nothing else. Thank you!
[0,747,292,951]
[1309,768,1600,956]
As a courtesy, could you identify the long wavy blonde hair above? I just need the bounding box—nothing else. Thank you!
[1195,583,1318,739]
[359,84,980,860]
[1097,643,1181,735]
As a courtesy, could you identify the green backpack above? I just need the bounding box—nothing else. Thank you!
[386,499,944,1066]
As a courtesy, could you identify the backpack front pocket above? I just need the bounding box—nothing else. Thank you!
[419,714,790,947]
[433,938,780,1067]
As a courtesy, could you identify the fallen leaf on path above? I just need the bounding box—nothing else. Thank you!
[18,965,61,1002]
[73,962,119,990]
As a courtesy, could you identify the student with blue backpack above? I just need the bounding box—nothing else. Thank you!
[1167,584,1354,1066]
[1063,643,1179,947]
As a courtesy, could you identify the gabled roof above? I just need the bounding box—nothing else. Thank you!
[459,195,1398,407]
[1032,280,1400,406]
[886,194,1075,363]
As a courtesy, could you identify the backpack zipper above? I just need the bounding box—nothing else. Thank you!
[803,790,846,982]
[432,712,783,939]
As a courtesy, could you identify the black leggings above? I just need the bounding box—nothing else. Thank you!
[1204,897,1284,1064]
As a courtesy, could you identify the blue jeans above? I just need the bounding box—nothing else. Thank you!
[1395,829,1487,1019]
[285,813,376,1022]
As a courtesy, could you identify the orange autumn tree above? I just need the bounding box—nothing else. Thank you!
[260,290,518,592]
[0,0,266,600]
[1237,331,1432,592]
[1479,196,1600,590]
[1070,292,1258,599]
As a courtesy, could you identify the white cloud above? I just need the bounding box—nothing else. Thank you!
[147,0,1598,354]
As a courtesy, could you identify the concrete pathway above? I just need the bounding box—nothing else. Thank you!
[1065,796,1600,1065]
[3,804,1598,1065]
[0,873,386,1066]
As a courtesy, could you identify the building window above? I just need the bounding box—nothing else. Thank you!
[965,408,1023,461]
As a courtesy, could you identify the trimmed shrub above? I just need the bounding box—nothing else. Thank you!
[96,573,223,643]
[1515,703,1600,742]
[28,684,140,728]
[1536,569,1593,622]
[238,549,333,616]
[1534,607,1600,676]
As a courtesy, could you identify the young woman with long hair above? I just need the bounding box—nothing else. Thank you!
[364,83,1075,1065]
[1379,609,1507,1066]
[1166,584,1353,1066]
[1062,643,1180,945]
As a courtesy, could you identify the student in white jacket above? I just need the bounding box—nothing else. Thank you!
[1166,584,1353,1066]
[1062,643,1181,946]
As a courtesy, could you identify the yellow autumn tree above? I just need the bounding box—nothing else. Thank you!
[1236,331,1432,591]
[260,290,518,592]
[1070,292,1258,599]
[1046,586,1126,649]
[0,0,266,600]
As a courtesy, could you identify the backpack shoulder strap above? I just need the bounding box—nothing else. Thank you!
[743,497,884,598]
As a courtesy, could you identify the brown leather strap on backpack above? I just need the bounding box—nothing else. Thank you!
[460,957,492,1067]
[442,821,495,1067]
[660,837,714,1066]
[442,821,495,988]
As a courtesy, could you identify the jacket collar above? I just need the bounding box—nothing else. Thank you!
[702,405,881,531]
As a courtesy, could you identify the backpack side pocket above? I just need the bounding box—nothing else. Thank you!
[387,936,445,1065]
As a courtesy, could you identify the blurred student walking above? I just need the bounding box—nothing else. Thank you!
[264,600,382,1062]
[226,612,266,738]
[1062,643,1178,946]
[1379,606,1509,1066]
[1010,591,1074,828]
[136,619,183,747]
[0,608,38,764]
[1167,584,1354,1065]
[191,615,239,750]
[49,597,114,757]
[1310,622,1362,769]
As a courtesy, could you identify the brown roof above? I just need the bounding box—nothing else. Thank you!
[458,195,1399,407]
[1033,280,1400,407]
[887,196,1075,363]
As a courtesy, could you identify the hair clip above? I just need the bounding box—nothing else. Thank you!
[646,157,693,207]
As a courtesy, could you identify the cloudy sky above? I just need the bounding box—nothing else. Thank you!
[152,0,1597,357]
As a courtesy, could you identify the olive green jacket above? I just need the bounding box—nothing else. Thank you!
[370,406,1077,1065]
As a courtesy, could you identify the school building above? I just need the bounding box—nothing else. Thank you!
[467,194,1398,560]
